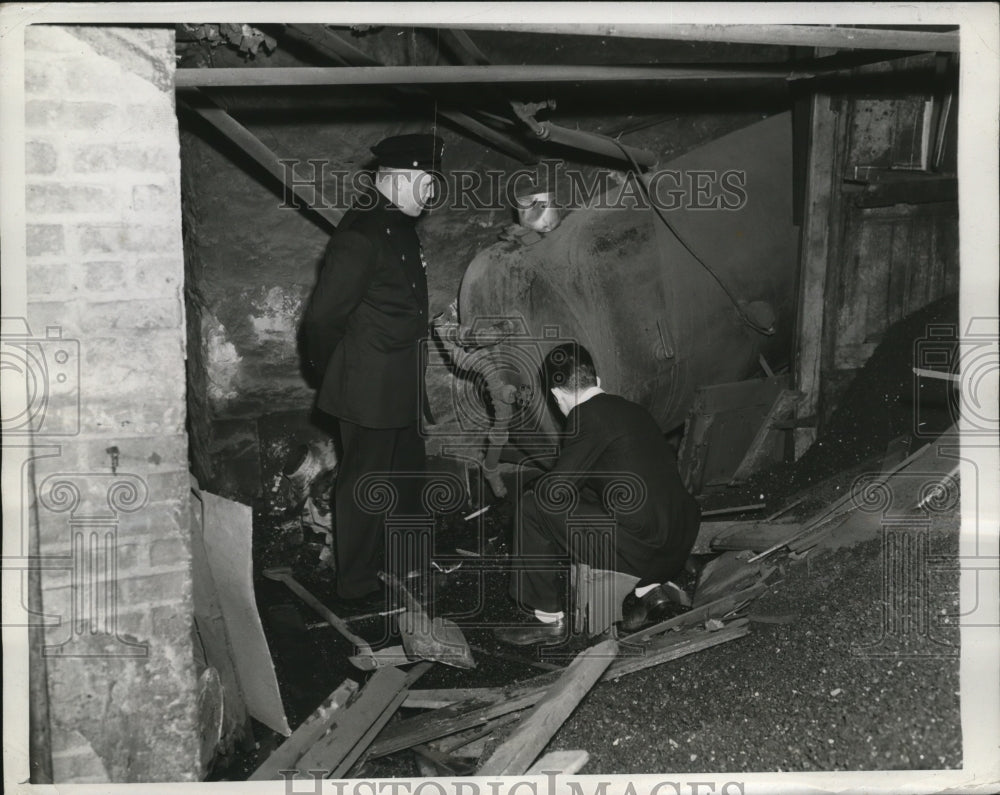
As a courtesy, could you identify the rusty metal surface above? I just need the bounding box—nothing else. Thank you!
[456,113,800,446]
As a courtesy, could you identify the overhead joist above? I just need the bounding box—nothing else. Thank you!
[175,64,800,89]
[440,23,960,53]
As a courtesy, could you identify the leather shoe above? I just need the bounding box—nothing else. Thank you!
[620,585,686,633]
[493,617,567,646]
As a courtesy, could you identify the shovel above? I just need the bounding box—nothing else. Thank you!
[262,567,410,671]
[378,571,476,669]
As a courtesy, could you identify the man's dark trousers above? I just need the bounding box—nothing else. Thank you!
[335,420,425,599]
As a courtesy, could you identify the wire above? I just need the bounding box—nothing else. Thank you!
[611,139,773,336]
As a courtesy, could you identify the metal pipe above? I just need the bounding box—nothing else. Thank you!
[536,121,657,168]
[175,64,798,89]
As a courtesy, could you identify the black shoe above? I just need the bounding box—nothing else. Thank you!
[620,585,686,633]
[493,617,567,646]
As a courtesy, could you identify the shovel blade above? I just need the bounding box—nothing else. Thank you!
[398,609,476,669]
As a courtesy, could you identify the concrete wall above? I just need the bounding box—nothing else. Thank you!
[24,25,200,782]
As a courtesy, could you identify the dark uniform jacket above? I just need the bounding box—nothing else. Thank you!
[301,192,429,429]
[550,392,701,578]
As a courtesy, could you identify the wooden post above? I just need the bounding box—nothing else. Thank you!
[477,639,618,776]
[792,90,840,458]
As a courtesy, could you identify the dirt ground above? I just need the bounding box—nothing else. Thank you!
[217,295,962,779]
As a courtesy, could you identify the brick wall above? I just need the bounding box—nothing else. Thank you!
[23,25,200,782]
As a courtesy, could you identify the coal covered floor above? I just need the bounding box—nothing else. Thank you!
[218,295,961,778]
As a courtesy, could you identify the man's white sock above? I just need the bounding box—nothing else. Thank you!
[534,608,564,623]
[634,583,660,598]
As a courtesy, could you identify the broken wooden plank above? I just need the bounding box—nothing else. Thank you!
[412,744,476,776]
[692,552,774,607]
[708,520,801,552]
[477,639,618,775]
[701,502,767,517]
[295,663,428,776]
[433,712,525,757]
[526,750,590,775]
[249,679,359,780]
[606,620,750,680]
[623,581,768,644]
[367,669,563,759]
[749,439,936,561]
[692,517,797,553]
[335,663,432,778]
[403,687,506,711]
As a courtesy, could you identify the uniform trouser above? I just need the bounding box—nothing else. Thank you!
[335,420,425,599]
[509,491,693,614]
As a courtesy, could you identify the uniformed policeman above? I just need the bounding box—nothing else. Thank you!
[301,133,444,602]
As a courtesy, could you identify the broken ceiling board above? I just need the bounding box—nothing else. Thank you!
[477,639,618,776]
[526,750,590,775]
[249,679,359,781]
[199,489,290,737]
[605,620,751,681]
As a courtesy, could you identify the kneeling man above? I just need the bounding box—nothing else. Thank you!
[495,342,701,645]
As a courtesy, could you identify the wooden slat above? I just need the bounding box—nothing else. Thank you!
[295,663,428,775]
[403,687,506,711]
[477,639,618,775]
[249,679,359,780]
[623,581,768,644]
[367,670,562,759]
[605,621,750,680]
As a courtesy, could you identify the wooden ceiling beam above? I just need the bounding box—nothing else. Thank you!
[439,23,959,53]
[175,64,800,88]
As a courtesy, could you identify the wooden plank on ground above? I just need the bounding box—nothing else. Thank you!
[403,687,506,711]
[623,581,768,644]
[607,620,750,680]
[692,552,774,607]
[295,663,427,776]
[705,520,800,552]
[367,670,562,759]
[249,679,359,780]
[526,750,590,775]
[477,639,618,776]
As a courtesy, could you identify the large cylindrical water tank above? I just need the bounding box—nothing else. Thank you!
[454,112,800,450]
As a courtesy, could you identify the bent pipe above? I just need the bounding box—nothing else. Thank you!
[433,320,513,498]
